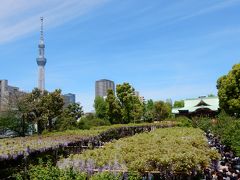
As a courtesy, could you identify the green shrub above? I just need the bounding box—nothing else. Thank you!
[78,116,110,130]
[165,116,192,127]
[193,112,240,156]
[127,171,142,180]
[175,116,192,127]
[90,172,122,180]
[14,160,87,180]
[192,117,212,131]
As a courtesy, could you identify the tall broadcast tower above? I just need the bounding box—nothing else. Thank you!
[36,17,47,91]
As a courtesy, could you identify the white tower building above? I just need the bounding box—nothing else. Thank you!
[36,17,47,91]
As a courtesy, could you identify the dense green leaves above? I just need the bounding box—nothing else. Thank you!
[94,96,107,120]
[78,114,110,130]
[173,100,184,108]
[59,127,219,175]
[152,101,171,121]
[0,88,65,134]
[196,113,240,156]
[105,89,122,124]
[0,111,30,137]
[217,63,240,117]
[15,161,141,180]
[116,83,144,124]
[15,160,87,180]
[56,103,83,131]
[94,83,173,124]
[0,122,177,160]
[41,89,64,132]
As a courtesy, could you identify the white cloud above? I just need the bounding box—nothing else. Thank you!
[0,0,109,44]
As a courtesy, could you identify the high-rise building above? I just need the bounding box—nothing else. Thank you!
[0,80,22,111]
[36,17,47,92]
[63,93,76,107]
[95,79,115,98]
[134,90,145,103]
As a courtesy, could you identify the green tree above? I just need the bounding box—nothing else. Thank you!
[0,92,35,136]
[173,100,184,108]
[94,96,107,119]
[41,89,64,131]
[217,64,240,117]
[144,99,154,122]
[0,88,65,135]
[131,96,144,123]
[56,103,83,130]
[153,101,171,121]
[24,88,64,134]
[105,89,122,124]
[23,88,48,134]
[116,83,143,123]
[0,111,29,137]
[146,99,154,110]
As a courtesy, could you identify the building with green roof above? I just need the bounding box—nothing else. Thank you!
[172,96,219,117]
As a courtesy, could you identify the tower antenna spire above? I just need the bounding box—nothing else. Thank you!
[40,17,44,41]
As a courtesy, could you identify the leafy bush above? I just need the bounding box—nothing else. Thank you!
[78,115,110,130]
[213,113,240,155]
[14,160,87,180]
[59,127,219,175]
[15,162,141,180]
[0,121,177,160]
[193,112,240,156]
[90,172,121,180]
[127,171,142,180]
[174,116,192,127]
[192,117,212,131]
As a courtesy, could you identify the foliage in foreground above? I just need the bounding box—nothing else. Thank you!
[217,63,240,117]
[15,160,141,180]
[15,160,87,180]
[0,121,177,161]
[194,112,240,156]
[58,127,219,175]
[77,113,111,130]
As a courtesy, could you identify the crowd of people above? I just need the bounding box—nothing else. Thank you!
[204,131,240,180]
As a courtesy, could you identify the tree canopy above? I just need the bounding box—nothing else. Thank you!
[55,103,83,131]
[105,89,122,124]
[153,101,171,121]
[173,100,184,108]
[0,88,65,135]
[116,83,144,123]
[217,64,240,117]
[94,96,107,120]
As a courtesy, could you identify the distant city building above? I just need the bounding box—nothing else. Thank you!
[0,80,22,111]
[63,93,76,107]
[95,79,115,98]
[134,91,140,97]
[139,96,145,103]
[166,98,173,106]
[134,90,145,103]
[172,96,219,117]
[36,17,47,92]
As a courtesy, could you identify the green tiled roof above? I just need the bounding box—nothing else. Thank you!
[172,96,219,114]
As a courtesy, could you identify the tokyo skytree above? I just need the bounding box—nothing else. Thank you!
[36,17,47,91]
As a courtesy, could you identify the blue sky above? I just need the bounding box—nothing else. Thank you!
[0,0,240,112]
